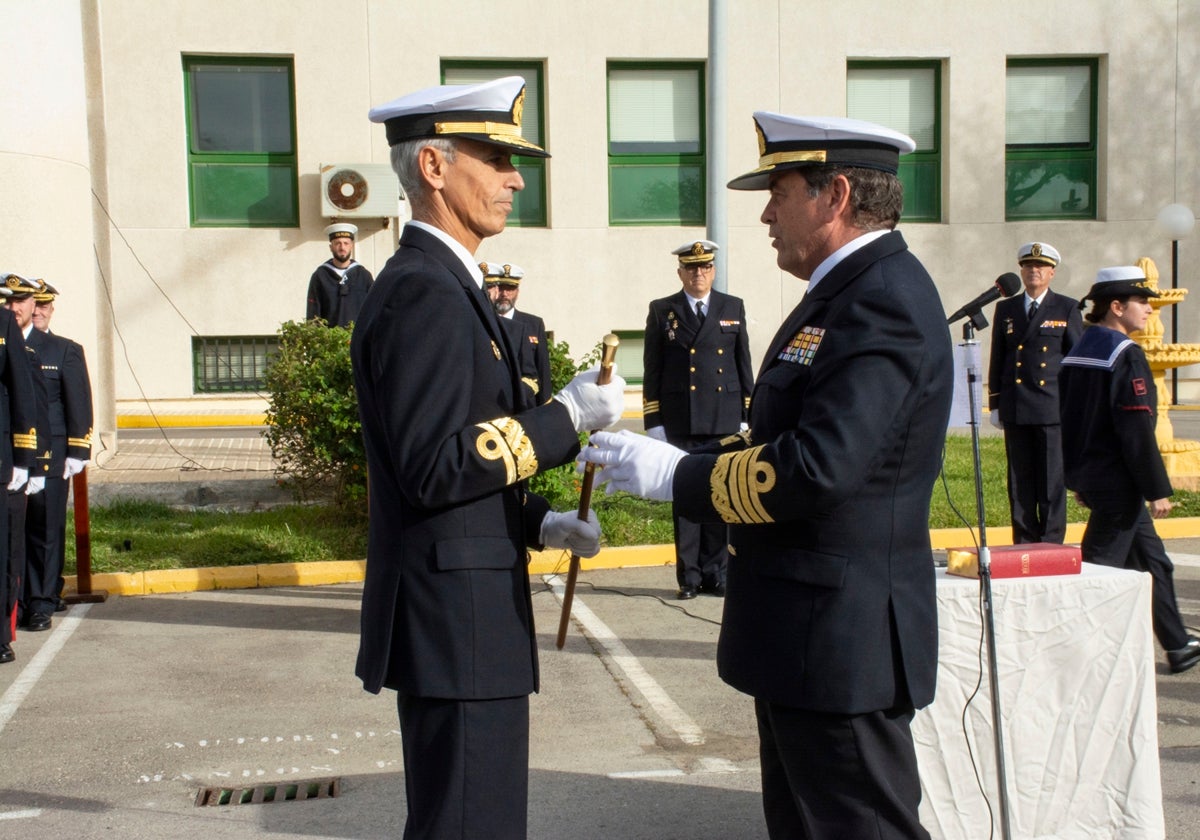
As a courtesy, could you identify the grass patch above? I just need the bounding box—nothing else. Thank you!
[67,434,1200,574]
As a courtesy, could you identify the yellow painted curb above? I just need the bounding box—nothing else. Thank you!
[117,414,266,429]
[64,517,1200,597]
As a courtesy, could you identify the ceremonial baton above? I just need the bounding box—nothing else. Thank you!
[555,333,619,649]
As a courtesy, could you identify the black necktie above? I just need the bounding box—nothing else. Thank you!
[1028,300,1039,320]
[696,300,706,324]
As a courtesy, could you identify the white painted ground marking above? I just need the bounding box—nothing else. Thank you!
[0,604,92,736]
[547,574,706,746]
[0,809,43,821]
[607,769,685,779]
[1171,552,1200,568]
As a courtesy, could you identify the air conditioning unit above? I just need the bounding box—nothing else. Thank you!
[319,163,403,219]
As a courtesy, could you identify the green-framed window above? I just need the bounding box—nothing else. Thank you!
[612,328,645,386]
[442,61,547,227]
[847,60,941,223]
[1005,59,1098,220]
[192,335,280,393]
[607,62,705,226]
[183,56,298,227]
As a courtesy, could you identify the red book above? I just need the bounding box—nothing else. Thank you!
[945,543,1082,579]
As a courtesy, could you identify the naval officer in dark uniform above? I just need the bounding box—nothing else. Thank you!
[643,240,753,599]
[584,113,953,840]
[306,222,374,327]
[354,76,625,840]
[482,261,553,403]
[987,241,1083,543]
[27,279,93,619]
[1060,266,1200,674]
[0,278,38,664]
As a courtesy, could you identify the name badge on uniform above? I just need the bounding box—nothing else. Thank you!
[778,325,825,365]
[1042,320,1068,329]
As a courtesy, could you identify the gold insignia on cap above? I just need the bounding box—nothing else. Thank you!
[512,87,525,127]
[711,445,776,524]
[1031,243,1043,258]
[6,275,21,290]
[503,264,514,277]
[756,122,767,157]
[475,417,538,484]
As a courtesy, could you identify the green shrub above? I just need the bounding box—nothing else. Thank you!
[264,320,365,506]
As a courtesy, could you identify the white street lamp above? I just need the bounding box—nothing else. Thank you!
[1157,203,1195,404]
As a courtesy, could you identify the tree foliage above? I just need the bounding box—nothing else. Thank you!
[263,320,365,505]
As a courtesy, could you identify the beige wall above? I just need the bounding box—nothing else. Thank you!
[2,0,1198,436]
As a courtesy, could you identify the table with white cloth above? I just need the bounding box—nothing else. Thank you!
[915,563,1164,840]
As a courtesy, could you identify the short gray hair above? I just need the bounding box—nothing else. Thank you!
[389,137,458,215]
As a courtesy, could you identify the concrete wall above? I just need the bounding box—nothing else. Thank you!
[1,0,1197,433]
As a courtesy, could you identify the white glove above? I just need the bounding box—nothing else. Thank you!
[26,475,45,495]
[63,457,87,479]
[7,466,28,493]
[580,429,686,502]
[739,422,750,432]
[553,366,627,433]
[989,412,1003,430]
[646,426,668,442]
[539,509,602,558]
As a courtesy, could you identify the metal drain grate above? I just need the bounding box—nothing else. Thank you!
[195,777,341,807]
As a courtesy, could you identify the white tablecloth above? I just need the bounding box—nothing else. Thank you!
[915,563,1164,840]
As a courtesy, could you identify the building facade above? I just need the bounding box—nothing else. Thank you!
[2,0,1197,456]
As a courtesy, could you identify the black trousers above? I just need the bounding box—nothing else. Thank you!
[397,694,529,840]
[22,473,67,616]
[755,699,929,840]
[1003,423,1067,544]
[670,435,729,588]
[1,489,23,645]
[1081,501,1190,652]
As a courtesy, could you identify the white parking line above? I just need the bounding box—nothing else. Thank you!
[547,575,705,746]
[1172,553,1200,568]
[0,604,92,737]
[0,809,43,821]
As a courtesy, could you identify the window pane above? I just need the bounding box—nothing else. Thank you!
[609,67,701,153]
[442,64,542,146]
[509,161,544,226]
[847,66,936,150]
[898,158,939,222]
[1005,154,1094,219]
[609,163,704,224]
[1006,64,1091,146]
[191,162,297,226]
[189,64,294,153]
[193,336,279,393]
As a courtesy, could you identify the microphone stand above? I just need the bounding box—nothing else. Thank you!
[957,311,1013,840]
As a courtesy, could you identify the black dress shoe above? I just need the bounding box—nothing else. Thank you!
[1168,637,1200,674]
[55,597,68,612]
[676,586,698,600]
[0,644,13,664]
[26,613,52,632]
[701,582,727,597]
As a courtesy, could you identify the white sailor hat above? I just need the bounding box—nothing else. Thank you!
[1083,266,1160,302]
[672,240,719,266]
[728,113,915,191]
[480,262,524,286]
[2,272,41,299]
[324,223,358,241]
[32,279,60,302]
[369,76,548,158]
[1017,242,1060,267]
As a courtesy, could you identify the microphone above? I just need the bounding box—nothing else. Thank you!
[946,272,1022,324]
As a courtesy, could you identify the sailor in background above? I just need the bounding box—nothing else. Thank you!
[642,239,753,599]
[987,241,1083,543]
[306,222,374,327]
[1059,266,1200,674]
[482,261,552,402]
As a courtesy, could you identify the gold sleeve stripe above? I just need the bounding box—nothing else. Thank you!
[475,416,539,484]
[13,429,37,450]
[521,376,540,396]
[711,445,775,524]
[718,430,753,448]
[68,436,92,449]
[643,400,661,413]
